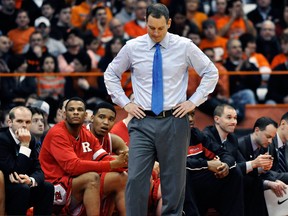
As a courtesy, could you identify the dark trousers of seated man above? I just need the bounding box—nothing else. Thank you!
[5,181,54,215]
[184,165,244,216]
[243,175,268,216]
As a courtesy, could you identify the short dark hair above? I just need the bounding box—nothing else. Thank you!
[146,3,169,23]
[213,104,235,117]
[239,33,256,50]
[28,106,45,118]
[253,117,278,131]
[280,112,288,122]
[93,102,116,115]
[65,97,86,111]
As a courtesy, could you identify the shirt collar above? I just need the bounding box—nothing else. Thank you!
[9,128,20,145]
[277,133,285,148]
[250,134,259,152]
[148,32,170,50]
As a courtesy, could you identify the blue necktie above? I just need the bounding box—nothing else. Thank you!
[151,43,163,115]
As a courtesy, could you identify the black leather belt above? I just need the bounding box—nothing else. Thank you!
[144,110,174,118]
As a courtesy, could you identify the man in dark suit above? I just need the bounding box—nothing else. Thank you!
[203,104,279,216]
[268,112,288,182]
[238,116,287,216]
[0,106,54,215]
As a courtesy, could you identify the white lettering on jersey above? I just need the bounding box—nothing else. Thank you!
[82,142,92,152]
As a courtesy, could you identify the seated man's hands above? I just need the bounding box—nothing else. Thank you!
[269,180,287,197]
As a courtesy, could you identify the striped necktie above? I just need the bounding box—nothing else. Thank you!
[278,145,288,172]
[151,43,163,115]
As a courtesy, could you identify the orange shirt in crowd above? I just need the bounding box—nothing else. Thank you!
[270,53,287,69]
[199,36,228,62]
[186,12,208,32]
[124,21,147,38]
[216,17,253,38]
[248,53,271,72]
[187,64,229,98]
[86,22,113,42]
[71,2,113,28]
[7,27,35,54]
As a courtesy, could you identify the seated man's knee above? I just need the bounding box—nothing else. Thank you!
[82,172,100,188]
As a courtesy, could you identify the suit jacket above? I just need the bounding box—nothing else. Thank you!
[187,127,236,170]
[203,125,247,174]
[238,134,276,181]
[0,127,44,185]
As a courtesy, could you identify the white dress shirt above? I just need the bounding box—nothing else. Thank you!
[104,32,219,110]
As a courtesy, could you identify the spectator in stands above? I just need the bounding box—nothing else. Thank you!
[256,20,281,63]
[265,61,288,104]
[84,33,102,69]
[247,0,281,34]
[114,0,136,24]
[184,110,244,216]
[239,32,272,85]
[70,0,113,29]
[0,170,4,215]
[31,100,50,132]
[25,93,39,107]
[0,55,36,109]
[65,50,108,101]
[98,37,126,73]
[124,0,148,38]
[169,5,199,38]
[34,16,67,57]
[38,54,65,101]
[199,19,228,62]
[224,38,260,103]
[0,0,18,35]
[210,0,228,23]
[28,106,45,155]
[216,0,256,39]
[0,35,12,70]
[186,24,201,46]
[239,33,271,74]
[7,10,35,54]
[24,31,50,73]
[0,106,54,215]
[98,37,126,97]
[41,1,57,25]
[185,0,208,32]
[53,98,68,124]
[49,4,72,41]
[39,97,128,216]
[21,0,66,24]
[57,28,84,73]
[275,4,288,37]
[0,109,9,128]
[86,6,113,43]
[109,18,131,42]
[268,112,288,181]
[238,116,288,215]
[271,33,288,69]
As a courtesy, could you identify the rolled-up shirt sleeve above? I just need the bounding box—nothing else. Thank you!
[104,45,132,108]
[186,41,219,106]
